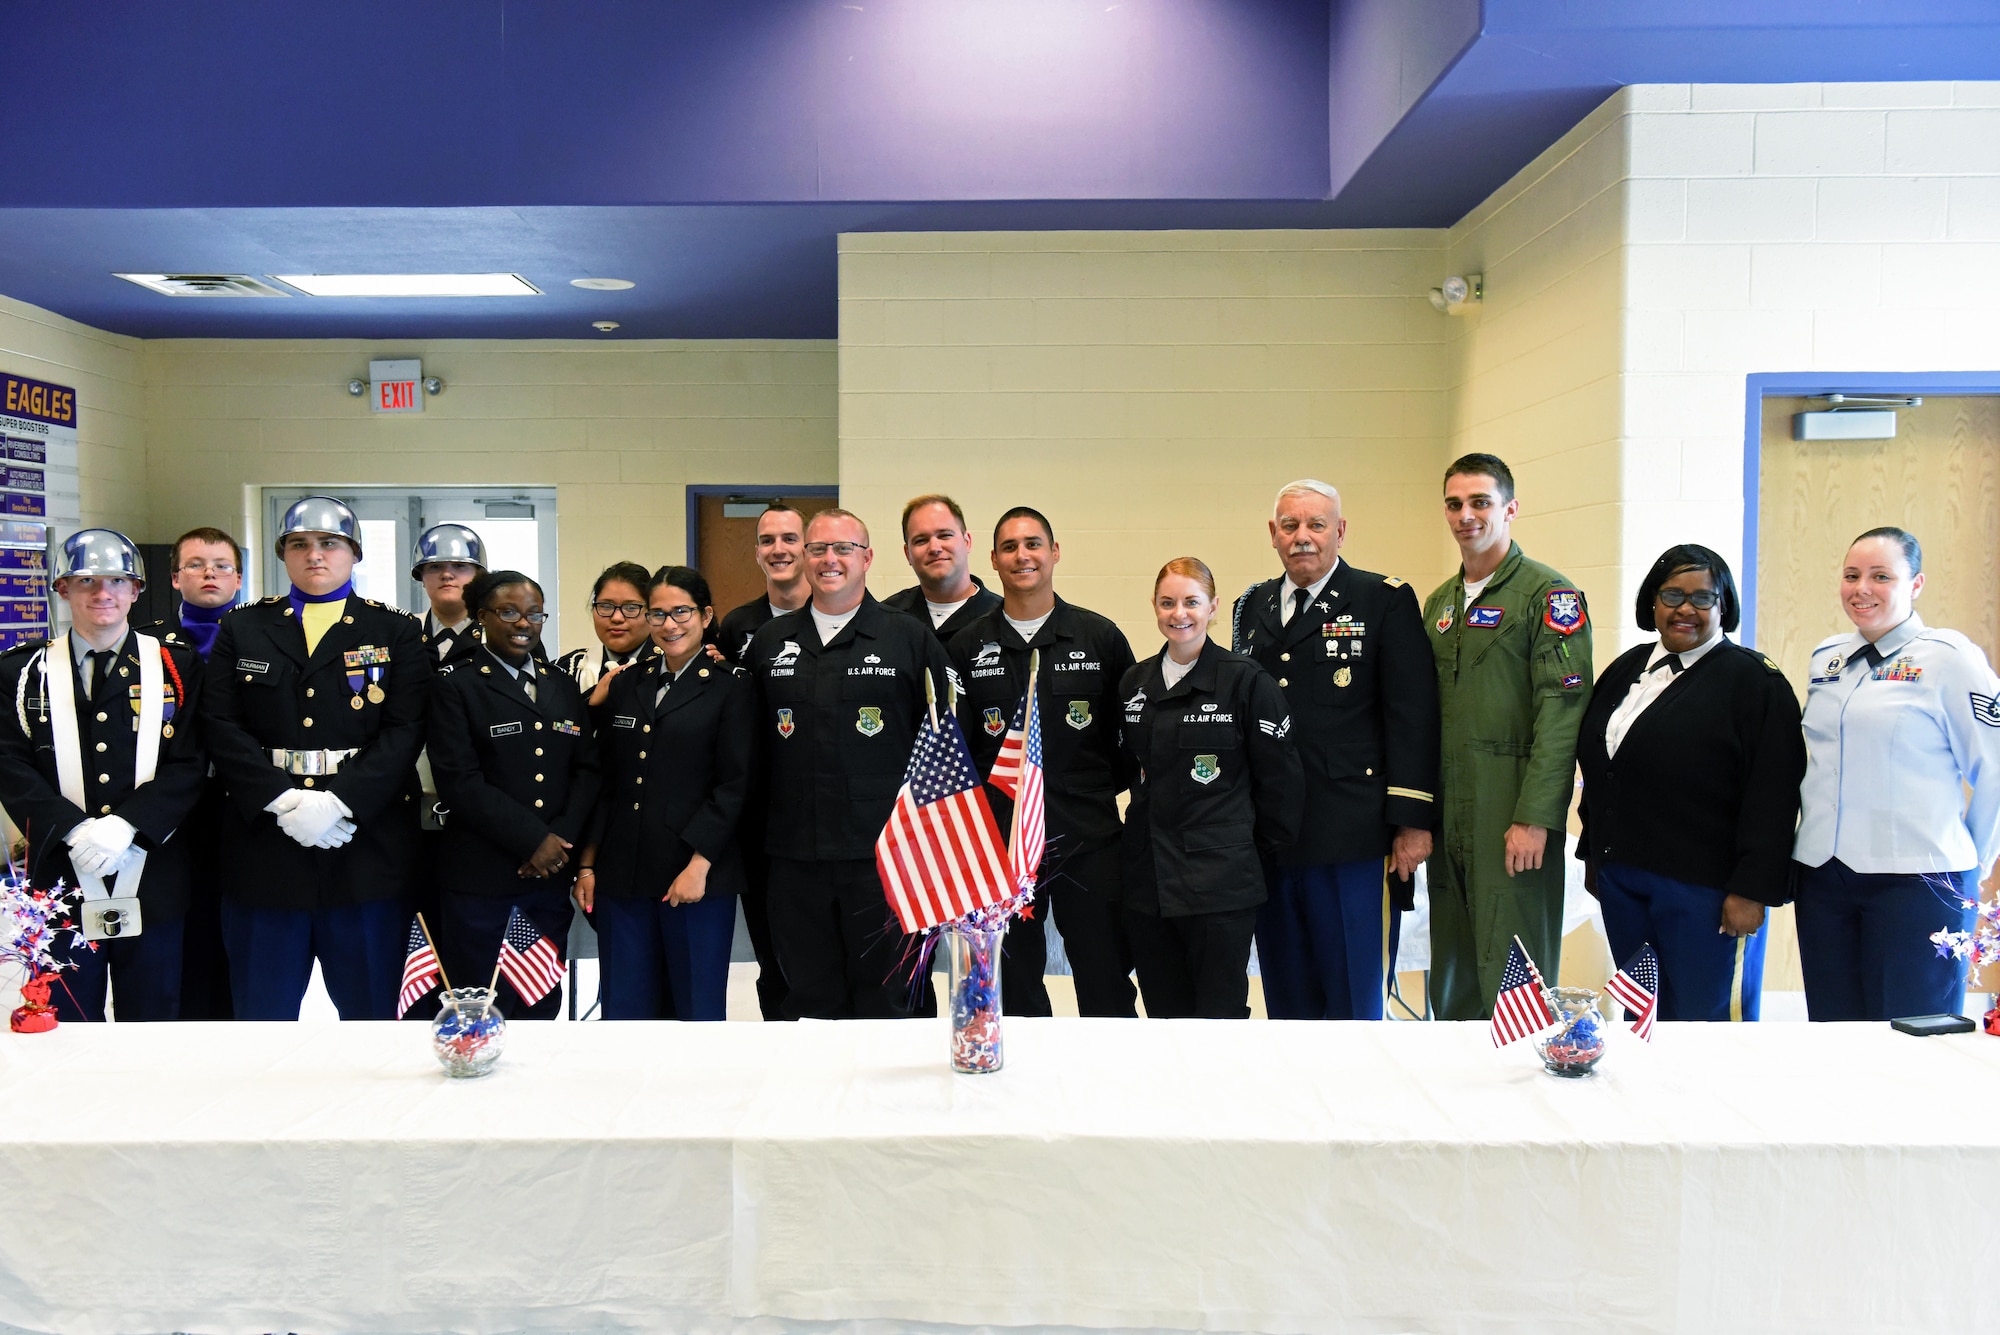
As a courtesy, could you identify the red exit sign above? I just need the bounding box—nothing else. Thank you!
[368,359,423,415]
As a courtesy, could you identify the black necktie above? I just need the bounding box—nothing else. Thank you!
[1857,643,1885,670]
[1654,654,1684,676]
[87,650,115,699]
[1290,587,1310,626]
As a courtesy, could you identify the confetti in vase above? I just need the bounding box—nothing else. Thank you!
[430,986,506,1078]
[1534,987,1606,1078]
[945,921,1005,1074]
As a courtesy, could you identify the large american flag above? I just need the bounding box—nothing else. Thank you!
[396,916,440,1018]
[496,906,565,1006]
[1490,937,1556,1047]
[875,706,1013,933]
[988,661,1046,892]
[1605,943,1660,1042]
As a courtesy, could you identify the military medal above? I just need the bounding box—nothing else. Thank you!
[367,683,386,703]
[344,645,391,708]
[1334,666,1352,687]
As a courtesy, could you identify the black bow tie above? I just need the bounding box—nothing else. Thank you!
[1652,654,1684,676]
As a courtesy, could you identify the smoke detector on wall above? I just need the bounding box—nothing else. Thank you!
[114,273,291,298]
[1427,274,1482,314]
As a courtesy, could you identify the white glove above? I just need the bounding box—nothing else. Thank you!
[312,818,357,850]
[66,815,137,877]
[265,790,306,817]
[273,790,353,848]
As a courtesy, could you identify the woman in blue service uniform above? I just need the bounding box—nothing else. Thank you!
[580,565,756,1020]
[1793,526,2000,1021]
[1118,557,1303,1019]
[426,570,599,1019]
[1575,544,1806,1021]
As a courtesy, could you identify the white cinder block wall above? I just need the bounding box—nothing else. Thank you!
[143,340,837,656]
[1619,80,2000,647]
[839,231,1452,652]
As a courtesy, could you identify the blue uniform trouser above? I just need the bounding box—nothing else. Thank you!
[595,892,735,1021]
[221,897,407,1020]
[439,887,573,1021]
[1256,858,1386,1020]
[1794,859,1975,1022]
[48,917,185,1022]
[1596,863,1766,1022]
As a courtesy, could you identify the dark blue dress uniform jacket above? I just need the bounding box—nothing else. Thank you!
[202,594,431,911]
[0,632,206,916]
[428,652,600,897]
[748,592,953,862]
[1232,562,1441,865]
[592,654,757,900]
[1118,640,1304,918]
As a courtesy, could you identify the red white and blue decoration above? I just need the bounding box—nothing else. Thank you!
[1490,937,1555,1048]
[495,907,565,1006]
[1604,944,1661,1042]
[396,915,443,1019]
[875,688,1013,935]
[1543,588,1586,635]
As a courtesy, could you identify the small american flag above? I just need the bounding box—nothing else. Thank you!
[989,658,1046,892]
[496,906,565,1006]
[1490,937,1556,1047]
[1605,943,1660,1042]
[875,702,1013,933]
[396,916,440,1019]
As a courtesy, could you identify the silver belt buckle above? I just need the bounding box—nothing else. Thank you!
[270,748,346,776]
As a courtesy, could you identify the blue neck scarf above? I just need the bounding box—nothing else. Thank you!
[288,581,353,620]
[177,596,238,660]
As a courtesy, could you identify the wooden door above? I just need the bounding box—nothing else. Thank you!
[1757,394,2000,992]
[693,491,840,623]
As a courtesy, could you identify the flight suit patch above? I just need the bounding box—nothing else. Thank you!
[1467,606,1505,628]
[776,708,795,738]
[855,706,883,737]
[1544,589,1586,635]
[1561,674,1583,690]
[1435,606,1453,633]
[982,706,1005,736]
[1066,700,1091,730]
[1191,754,1220,785]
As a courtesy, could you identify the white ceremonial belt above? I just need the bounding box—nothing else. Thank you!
[269,747,359,776]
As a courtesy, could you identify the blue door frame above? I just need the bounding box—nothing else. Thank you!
[1740,371,2000,648]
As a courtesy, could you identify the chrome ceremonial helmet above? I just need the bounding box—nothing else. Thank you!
[275,494,362,558]
[53,528,146,588]
[410,522,486,580]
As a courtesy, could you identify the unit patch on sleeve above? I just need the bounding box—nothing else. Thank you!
[1543,589,1586,635]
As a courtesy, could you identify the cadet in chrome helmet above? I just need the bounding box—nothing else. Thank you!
[201,494,434,1019]
[411,523,487,666]
[0,527,205,1021]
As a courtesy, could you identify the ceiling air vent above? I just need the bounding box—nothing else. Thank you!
[114,273,292,298]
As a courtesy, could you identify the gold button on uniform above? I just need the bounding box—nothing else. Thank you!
[94,742,107,752]
[303,718,314,728]
[534,799,544,809]
[1278,678,1288,687]
[642,725,651,734]
[635,776,644,785]
[1280,652,1290,662]
[534,774,544,783]
[633,802,641,811]
[534,747,543,757]
[96,711,108,722]
[99,805,111,814]
[637,751,646,760]
[97,773,110,784]
[306,688,314,698]
[533,721,543,730]
[303,777,315,787]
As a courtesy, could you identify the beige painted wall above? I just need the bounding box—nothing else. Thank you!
[838,230,1452,652]
[1444,94,1630,652]
[142,339,837,656]
[0,293,148,533]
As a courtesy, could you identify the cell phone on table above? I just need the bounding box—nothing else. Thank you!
[1890,1013,1976,1036]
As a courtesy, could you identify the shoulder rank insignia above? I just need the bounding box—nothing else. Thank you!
[1761,654,1782,674]
[1544,589,1586,635]
[1383,576,1405,588]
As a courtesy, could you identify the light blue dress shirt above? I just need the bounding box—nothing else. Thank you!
[1794,613,2000,876]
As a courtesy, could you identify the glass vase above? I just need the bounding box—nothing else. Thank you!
[430,986,506,1078]
[1534,986,1606,1077]
[945,922,1004,1073]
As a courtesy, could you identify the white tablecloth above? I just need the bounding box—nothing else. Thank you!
[1,1018,1995,1335]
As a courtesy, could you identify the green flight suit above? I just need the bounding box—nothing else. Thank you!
[1421,541,1592,1020]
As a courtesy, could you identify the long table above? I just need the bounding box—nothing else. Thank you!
[1,1018,1995,1335]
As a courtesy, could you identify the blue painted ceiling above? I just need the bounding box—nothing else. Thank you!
[2,0,1996,339]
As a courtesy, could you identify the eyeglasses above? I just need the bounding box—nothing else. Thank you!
[176,560,238,576]
[803,541,866,558]
[1657,588,1721,610]
[591,600,646,619]
[485,608,548,625]
[645,605,701,625]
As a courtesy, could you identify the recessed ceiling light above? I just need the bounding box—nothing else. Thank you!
[271,273,543,298]
[592,321,621,332]
[570,277,635,291]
